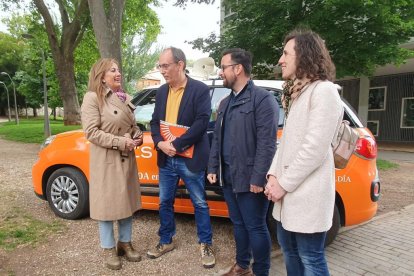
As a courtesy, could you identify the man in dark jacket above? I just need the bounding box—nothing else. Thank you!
[207,48,279,276]
[149,47,215,268]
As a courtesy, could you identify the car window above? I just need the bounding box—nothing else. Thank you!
[131,89,152,106]
[134,89,156,131]
[134,85,286,131]
[210,86,285,127]
[210,87,230,122]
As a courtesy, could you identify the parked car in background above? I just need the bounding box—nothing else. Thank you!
[32,80,380,245]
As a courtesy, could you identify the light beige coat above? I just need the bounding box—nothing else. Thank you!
[81,90,141,221]
[268,80,343,233]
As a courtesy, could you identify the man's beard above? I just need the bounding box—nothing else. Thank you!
[223,77,235,90]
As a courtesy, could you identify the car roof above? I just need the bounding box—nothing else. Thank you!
[140,79,285,91]
[202,79,284,90]
[141,79,342,90]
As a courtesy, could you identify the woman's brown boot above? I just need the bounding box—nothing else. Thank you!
[103,248,121,270]
[117,241,142,262]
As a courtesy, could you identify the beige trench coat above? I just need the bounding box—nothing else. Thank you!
[81,89,141,221]
[268,81,343,233]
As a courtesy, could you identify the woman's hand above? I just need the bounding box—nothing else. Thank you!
[264,175,287,202]
[133,134,143,147]
[125,138,137,151]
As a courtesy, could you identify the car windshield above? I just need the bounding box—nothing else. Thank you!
[133,86,285,132]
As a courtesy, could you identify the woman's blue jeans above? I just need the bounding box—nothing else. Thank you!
[99,216,133,249]
[158,156,212,245]
[277,222,329,276]
[222,184,271,276]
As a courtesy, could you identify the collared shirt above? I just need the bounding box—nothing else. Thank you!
[165,85,185,124]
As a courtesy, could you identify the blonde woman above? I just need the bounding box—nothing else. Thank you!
[81,58,142,270]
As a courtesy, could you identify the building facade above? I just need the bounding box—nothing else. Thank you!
[337,39,414,143]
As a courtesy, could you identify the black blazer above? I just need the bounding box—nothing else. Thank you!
[150,77,211,172]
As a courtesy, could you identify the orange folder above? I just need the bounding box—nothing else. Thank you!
[160,120,194,158]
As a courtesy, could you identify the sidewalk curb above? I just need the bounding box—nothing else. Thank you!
[270,204,414,259]
[338,203,414,234]
[379,148,414,153]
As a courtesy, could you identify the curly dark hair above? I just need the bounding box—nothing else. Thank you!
[284,29,336,81]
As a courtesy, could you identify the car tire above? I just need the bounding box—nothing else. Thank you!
[267,202,340,247]
[46,167,89,220]
[325,204,341,246]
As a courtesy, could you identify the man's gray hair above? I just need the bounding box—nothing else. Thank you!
[165,46,187,70]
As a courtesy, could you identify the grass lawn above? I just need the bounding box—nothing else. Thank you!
[0,118,81,144]
[377,159,399,170]
[0,207,64,251]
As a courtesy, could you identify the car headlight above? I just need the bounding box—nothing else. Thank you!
[41,135,56,149]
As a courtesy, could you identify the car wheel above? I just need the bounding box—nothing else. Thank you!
[46,167,89,220]
[325,204,340,246]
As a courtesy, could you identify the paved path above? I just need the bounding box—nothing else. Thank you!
[270,151,414,275]
[270,204,414,275]
[378,150,414,163]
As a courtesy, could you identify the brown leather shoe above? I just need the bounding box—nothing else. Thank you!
[222,263,253,276]
[103,248,121,270]
[117,241,142,262]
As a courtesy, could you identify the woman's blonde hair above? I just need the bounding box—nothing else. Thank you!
[87,58,119,107]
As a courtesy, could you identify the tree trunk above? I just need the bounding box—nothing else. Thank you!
[33,108,38,117]
[34,0,89,125]
[88,0,125,70]
[54,55,81,125]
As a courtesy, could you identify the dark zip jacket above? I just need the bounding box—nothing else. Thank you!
[207,80,279,193]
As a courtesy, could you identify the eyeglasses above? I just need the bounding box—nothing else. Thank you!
[156,62,177,70]
[220,63,239,71]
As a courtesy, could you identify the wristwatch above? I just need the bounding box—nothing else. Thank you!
[112,138,119,150]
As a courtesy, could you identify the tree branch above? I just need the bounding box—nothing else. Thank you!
[56,0,69,27]
[33,0,60,52]
[73,16,90,50]
[65,0,89,53]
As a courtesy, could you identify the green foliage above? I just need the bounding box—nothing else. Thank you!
[0,118,81,143]
[74,29,100,103]
[377,159,399,170]
[0,207,64,251]
[0,32,22,73]
[191,0,414,78]
[0,32,25,110]
[123,0,161,40]
[122,35,162,94]
[1,13,61,110]
[173,0,216,8]
[121,0,162,93]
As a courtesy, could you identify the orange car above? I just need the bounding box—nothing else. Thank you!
[32,80,380,245]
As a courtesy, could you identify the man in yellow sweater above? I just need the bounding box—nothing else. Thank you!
[148,47,215,269]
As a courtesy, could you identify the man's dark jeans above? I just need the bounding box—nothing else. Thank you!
[222,183,271,276]
[277,222,329,276]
